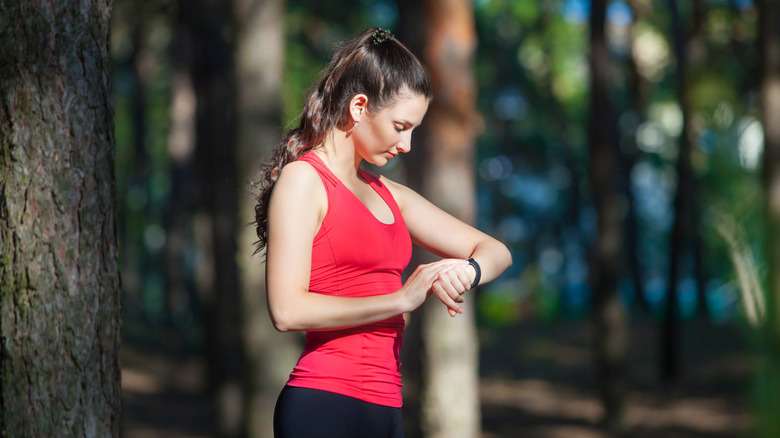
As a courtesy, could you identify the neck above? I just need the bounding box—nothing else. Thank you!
[315,128,363,180]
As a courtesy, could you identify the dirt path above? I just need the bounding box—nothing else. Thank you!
[479,317,752,437]
[122,317,753,437]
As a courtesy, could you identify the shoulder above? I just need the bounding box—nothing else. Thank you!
[378,174,405,192]
[276,160,322,190]
[271,160,327,205]
[378,175,420,210]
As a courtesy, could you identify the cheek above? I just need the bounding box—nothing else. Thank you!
[376,123,400,144]
[361,122,395,147]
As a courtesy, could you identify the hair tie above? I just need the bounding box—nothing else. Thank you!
[372,28,395,45]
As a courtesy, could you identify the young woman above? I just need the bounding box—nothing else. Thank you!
[254,27,512,438]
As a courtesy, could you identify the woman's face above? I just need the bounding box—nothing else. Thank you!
[353,93,429,166]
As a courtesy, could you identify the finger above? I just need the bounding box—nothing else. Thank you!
[415,263,452,287]
[435,272,464,301]
[441,261,471,290]
[431,281,462,314]
[456,268,471,291]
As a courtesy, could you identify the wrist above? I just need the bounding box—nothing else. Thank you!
[395,287,415,314]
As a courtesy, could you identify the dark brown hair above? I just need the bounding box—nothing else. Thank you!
[253,28,433,252]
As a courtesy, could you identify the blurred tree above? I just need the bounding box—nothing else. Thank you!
[0,0,122,436]
[180,0,246,435]
[588,0,628,430]
[758,0,780,435]
[165,0,200,333]
[622,0,651,314]
[234,0,300,437]
[395,5,425,437]
[397,1,482,437]
[661,0,707,385]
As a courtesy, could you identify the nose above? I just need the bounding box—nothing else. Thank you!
[397,132,412,154]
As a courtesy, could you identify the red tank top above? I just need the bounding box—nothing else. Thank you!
[285,152,413,407]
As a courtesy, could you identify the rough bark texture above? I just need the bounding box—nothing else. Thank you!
[758,0,780,435]
[588,0,628,430]
[399,1,482,437]
[0,1,122,436]
[233,0,300,436]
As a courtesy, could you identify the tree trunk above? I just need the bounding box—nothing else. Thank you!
[661,0,706,385]
[0,1,122,436]
[181,0,245,435]
[233,0,300,437]
[399,1,482,437]
[395,9,426,438]
[758,0,780,435]
[588,0,628,430]
[623,0,650,314]
[166,0,200,330]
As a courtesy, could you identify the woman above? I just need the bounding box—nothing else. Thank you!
[254,28,512,438]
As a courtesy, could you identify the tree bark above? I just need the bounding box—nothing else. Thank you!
[399,1,482,437]
[233,0,300,437]
[588,0,628,429]
[758,0,780,435]
[0,1,122,436]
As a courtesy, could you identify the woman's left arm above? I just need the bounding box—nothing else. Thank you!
[383,177,512,288]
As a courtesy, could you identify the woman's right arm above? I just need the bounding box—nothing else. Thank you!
[265,161,460,332]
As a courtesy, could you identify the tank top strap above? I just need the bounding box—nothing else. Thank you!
[298,152,339,188]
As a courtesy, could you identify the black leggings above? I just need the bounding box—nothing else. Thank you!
[273,386,403,438]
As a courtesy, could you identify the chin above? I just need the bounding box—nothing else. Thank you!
[367,156,390,167]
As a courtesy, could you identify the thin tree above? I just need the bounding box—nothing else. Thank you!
[661,0,706,385]
[180,0,245,435]
[622,0,651,314]
[0,0,122,436]
[588,0,629,429]
[397,1,482,437]
[166,0,200,331]
[758,0,780,435]
[234,0,300,436]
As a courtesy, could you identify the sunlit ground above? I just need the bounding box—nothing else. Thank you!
[479,317,752,438]
[121,316,752,438]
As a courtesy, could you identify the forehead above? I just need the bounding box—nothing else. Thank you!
[378,93,429,124]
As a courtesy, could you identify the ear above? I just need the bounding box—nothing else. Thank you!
[349,94,368,123]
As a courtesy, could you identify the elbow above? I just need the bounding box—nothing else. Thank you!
[269,307,301,333]
[501,243,513,271]
[271,319,293,333]
[271,314,305,333]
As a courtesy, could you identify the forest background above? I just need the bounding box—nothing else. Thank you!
[2,0,780,437]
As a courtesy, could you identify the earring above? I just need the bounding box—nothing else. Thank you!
[353,121,359,127]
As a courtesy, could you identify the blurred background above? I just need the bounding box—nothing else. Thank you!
[112,0,777,437]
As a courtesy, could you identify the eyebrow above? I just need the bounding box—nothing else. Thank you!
[397,119,421,128]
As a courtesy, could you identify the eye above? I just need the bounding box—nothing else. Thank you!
[394,124,404,132]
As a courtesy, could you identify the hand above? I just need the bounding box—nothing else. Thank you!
[398,260,464,314]
[430,259,473,317]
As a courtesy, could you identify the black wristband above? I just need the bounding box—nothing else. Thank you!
[467,258,481,289]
